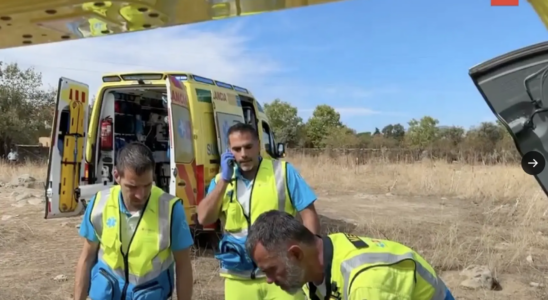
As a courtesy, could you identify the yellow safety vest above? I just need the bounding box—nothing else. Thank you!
[303,233,447,300]
[216,158,296,279]
[90,185,179,286]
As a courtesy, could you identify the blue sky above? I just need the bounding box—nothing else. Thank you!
[239,0,548,132]
[0,0,546,133]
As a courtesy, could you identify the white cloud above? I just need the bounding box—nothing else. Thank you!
[0,19,281,97]
[0,19,403,126]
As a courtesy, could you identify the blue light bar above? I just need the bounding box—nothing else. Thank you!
[102,75,121,82]
[233,85,248,93]
[121,73,163,81]
[193,75,215,85]
[171,74,188,81]
[216,81,233,89]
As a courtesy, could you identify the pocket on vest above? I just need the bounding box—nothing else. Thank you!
[132,281,164,300]
[223,202,247,232]
[89,268,119,300]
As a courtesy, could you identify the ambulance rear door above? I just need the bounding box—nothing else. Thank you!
[166,76,198,223]
[45,78,89,219]
[211,90,245,154]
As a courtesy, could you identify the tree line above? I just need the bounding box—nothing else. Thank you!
[264,99,519,163]
[0,62,56,157]
[0,61,520,163]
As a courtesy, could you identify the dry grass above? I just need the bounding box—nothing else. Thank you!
[0,161,48,183]
[1,155,548,299]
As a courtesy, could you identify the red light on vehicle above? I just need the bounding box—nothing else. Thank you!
[491,0,518,6]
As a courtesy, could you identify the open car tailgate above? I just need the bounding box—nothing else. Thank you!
[469,41,548,195]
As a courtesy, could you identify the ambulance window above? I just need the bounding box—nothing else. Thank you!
[261,121,275,157]
[217,112,245,154]
[57,107,71,155]
[238,95,257,129]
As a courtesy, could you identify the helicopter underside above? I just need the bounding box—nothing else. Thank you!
[0,0,343,50]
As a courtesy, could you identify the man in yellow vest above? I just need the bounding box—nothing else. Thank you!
[74,142,194,300]
[246,210,456,300]
[197,123,320,300]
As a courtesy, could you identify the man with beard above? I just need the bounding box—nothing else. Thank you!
[197,123,320,300]
[246,210,456,300]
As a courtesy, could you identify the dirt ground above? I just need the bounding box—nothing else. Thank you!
[2,154,548,299]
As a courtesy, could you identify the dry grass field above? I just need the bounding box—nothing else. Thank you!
[1,154,548,299]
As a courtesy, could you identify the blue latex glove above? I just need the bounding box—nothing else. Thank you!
[221,149,235,182]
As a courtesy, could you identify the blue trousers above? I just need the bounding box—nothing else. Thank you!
[445,287,455,300]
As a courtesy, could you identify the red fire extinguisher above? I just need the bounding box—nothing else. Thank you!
[100,117,113,151]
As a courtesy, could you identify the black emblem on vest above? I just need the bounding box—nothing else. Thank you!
[330,282,342,300]
[343,233,368,249]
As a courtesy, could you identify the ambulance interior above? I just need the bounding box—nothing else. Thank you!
[92,86,261,193]
[95,88,173,192]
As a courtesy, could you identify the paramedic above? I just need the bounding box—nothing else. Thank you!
[197,123,320,300]
[74,142,194,300]
[246,210,456,300]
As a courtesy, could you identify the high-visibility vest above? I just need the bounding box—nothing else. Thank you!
[303,233,448,300]
[89,185,179,299]
[217,158,296,279]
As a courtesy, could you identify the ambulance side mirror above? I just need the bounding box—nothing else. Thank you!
[277,143,286,158]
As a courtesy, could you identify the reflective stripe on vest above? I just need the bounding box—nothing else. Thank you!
[341,252,447,300]
[272,159,287,211]
[90,187,174,285]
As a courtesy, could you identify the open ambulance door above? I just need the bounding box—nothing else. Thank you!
[469,41,548,196]
[166,76,198,226]
[211,91,245,155]
[45,78,89,219]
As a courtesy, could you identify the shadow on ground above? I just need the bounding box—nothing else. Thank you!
[319,214,358,235]
[193,231,220,255]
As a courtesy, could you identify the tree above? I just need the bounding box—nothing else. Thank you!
[439,126,465,146]
[476,122,504,144]
[322,126,358,148]
[0,62,55,155]
[373,127,381,136]
[464,121,505,154]
[305,104,343,147]
[357,132,372,138]
[356,131,372,147]
[381,123,405,141]
[263,99,303,147]
[406,116,440,149]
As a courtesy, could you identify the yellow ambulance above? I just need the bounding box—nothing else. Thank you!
[45,72,285,235]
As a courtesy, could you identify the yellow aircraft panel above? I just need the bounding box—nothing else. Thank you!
[0,0,344,50]
[529,0,548,31]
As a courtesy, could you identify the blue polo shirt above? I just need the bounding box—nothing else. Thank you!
[78,191,194,252]
[206,161,316,212]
